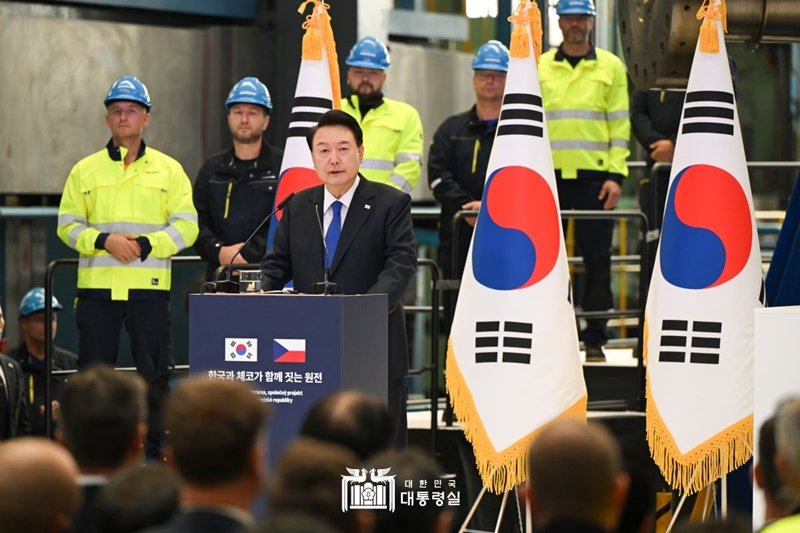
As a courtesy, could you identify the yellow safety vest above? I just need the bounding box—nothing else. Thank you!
[341,95,423,193]
[761,515,800,533]
[539,46,631,179]
[57,144,198,300]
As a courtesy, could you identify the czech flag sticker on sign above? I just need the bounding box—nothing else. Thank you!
[273,339,307,363]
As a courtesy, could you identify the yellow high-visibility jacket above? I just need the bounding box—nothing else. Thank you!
[539,46,631,180]
[341,95,424,193]
[57,142,198,300]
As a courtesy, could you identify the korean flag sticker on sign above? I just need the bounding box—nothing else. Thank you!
[225,338,258,362]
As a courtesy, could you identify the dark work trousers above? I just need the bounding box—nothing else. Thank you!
[557,178,614,347]
[76,298,173,461]
[389,377,408,450]
[638,166,671,298]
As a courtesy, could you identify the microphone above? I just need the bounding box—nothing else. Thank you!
[311,202,343,295]
[219,192,296,293]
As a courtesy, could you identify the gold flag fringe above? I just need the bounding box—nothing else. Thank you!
[696,0,727,54]
[643,317,753,495]
[299,1,341,109]
[508,0,542,62]
[445,338,587,494]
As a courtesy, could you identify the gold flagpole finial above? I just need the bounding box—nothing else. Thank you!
[696,0,727,53]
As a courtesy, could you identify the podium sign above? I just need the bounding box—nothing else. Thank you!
[189,292,388,461]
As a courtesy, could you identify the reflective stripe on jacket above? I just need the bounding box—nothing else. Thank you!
[539,46,631,179]
[57,143,198,300]
[341,95,424,193]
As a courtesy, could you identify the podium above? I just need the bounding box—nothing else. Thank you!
[189,292,388,462]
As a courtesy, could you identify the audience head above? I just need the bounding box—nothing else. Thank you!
[527,421,629,531]
[95,464,181,533]
[775,397,800,492]
[617,460,655,533]
[0,438,80,533]
[165,378,269,492]
[300,390,393,461]
[369,449,454,533]
[58,364,147,472]
[270,437,369,533]
[672,517,753,533]
[755,416,794,520]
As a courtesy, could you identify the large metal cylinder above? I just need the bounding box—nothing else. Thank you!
[620,0,800,90]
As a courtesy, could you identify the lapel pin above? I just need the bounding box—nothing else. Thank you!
[365,204,371,210]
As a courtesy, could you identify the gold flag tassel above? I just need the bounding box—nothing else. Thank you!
[508,0,530,59]
[696,0,727,53]
[298,1,342,109]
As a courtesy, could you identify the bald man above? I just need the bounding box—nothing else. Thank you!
[527,421,630,533]
[300,389,393,461]
[0,438,80,533]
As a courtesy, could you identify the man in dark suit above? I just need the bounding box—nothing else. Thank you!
[260,109,418,448]
[0,301,32,441]
[143,379,270,533]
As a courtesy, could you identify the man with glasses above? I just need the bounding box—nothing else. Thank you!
[428,40,509,328]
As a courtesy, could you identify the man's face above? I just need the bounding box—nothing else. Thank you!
[105,101,150,140]
[20,312,56,345]
[558,15,594,44]
[227,103,270,145]
[472,70,507,103]
[347,67,386,99]
[310,125,364,193]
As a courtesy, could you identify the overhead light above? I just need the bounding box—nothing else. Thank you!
[466,0,498,18]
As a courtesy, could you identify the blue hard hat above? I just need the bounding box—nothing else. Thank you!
[472,40,510,72]
[345,37,391,70]
[225,77,273,113]
[19,288,62,317]
[556,0,596,16]
[104,76,151,111]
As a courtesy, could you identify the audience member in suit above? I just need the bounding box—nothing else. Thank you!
[58,364,148,533]
[527,421,630,533]
[0,301,32,441]
[300,389,393,461]
[95,464,181,533]
[764,398,800,533]
[368,449,454,533]
[259,437,372,533]
[755,416,794,527]
[260,110,417,448]
[0,437,80,533]
[143,378,270,533]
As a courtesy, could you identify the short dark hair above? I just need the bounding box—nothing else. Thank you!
[59,365,147,470]
[306,109,363,150]
[369,449,451,533]
[300,390,393,461]
[95,464,181,533]
[758,416,793,506]
[166,378,269,486]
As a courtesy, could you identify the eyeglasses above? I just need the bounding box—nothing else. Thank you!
[475,71,506,81]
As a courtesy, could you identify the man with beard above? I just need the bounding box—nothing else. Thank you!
[428,40,509,329]
[193,77,284,280]
[539,0,630,362]
[341,37,423,194]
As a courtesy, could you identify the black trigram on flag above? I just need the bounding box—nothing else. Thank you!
[287,96,332,138]
[474,321,533,364]
[497,93,544,138]
[681,90,734,136]
[658,319,722,365]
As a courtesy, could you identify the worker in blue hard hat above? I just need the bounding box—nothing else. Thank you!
[428,40,509,330]
[6,288,77,437]
[341,37,424,194]
[57,75,198,460]
[539,0,630,363]
[193,77,284,281]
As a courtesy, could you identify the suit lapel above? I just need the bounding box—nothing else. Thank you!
[330,178,375,275]
[308,187,326,280]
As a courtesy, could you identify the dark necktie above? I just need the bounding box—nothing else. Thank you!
[325,201,343,269]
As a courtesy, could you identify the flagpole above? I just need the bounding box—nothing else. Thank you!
[494,490,510,533]
[526,488,532,533]
[702,483,713,521]
[721,474,728,519]
[666,464,702,533]
[457,467,497,533]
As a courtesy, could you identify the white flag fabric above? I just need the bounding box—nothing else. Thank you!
[645,0,762,494]
[268,1,339,247]
[446,1,587,494]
